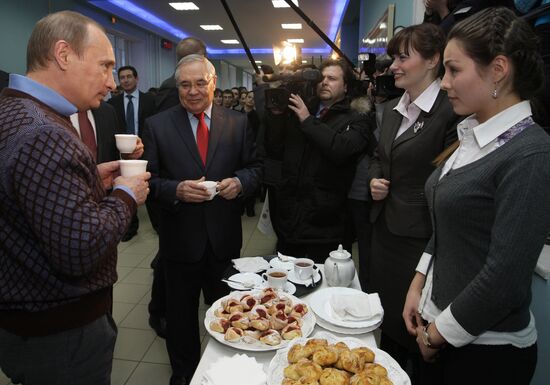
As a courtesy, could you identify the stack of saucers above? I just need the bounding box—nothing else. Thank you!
[308,287,384,334]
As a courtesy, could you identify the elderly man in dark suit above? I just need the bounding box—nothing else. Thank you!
[142,54,261,385]
[108,65,156,240]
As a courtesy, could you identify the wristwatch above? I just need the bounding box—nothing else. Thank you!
[420,323,444,349]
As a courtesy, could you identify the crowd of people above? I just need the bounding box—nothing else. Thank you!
[1,3,550,385]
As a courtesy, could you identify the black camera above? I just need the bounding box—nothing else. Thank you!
[262,64,322,110]
[349,53,402,100]
[375,73,403,100]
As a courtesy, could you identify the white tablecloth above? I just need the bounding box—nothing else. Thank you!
[190,264,376,385]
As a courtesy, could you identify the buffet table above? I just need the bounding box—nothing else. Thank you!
[190,264,377,385]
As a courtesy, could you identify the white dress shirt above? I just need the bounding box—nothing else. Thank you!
[187,104,213,140]
[393,79,441,139]
[69,110,97,140]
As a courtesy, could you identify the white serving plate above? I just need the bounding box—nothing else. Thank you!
[266,331,411,385]
[309,287,384,329]
[204,290,315,352]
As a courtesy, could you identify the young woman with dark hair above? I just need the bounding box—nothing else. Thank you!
[367,22,460,382]
[403,7,550,385]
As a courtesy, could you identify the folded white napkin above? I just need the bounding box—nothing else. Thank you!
[202,353,266,385]
[232,257,270,273]
[329,292,383,321]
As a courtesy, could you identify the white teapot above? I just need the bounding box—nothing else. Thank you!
[324,244,356,287]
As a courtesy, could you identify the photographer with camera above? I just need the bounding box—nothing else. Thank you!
[262,59,376,263]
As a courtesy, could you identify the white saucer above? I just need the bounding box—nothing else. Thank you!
[226,273,264,290]
[315,312,382,335]
[269,256,296,271]
[260,281,296,295]
[287,267,321,286]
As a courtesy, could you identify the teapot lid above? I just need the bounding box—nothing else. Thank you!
[329,244,351,260]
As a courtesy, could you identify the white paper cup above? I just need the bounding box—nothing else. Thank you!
[115,134,138,153]
[119,160,148,177]
[293,258,314,280]
[198,180,218,200]
[262,268,288,291]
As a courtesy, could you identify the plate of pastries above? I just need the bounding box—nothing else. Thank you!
[205,287,316,351]
[267,331,411,385]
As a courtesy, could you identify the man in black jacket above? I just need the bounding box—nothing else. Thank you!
[263,59,376,263]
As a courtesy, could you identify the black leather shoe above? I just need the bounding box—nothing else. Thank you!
[149,315,167,339]
[121,230,137,242]
[169,375,187,385]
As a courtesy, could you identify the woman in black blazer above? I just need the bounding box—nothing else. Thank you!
[367,23,460,380]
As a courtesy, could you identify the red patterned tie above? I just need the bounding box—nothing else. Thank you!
[319,107,329,118]
[194,112,209,165]
[78,111,97,161]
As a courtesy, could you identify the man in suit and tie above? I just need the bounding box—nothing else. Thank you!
[109,65,156,240]
[142,54,261,385]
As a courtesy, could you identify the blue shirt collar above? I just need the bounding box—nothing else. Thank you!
[8,74,77,117]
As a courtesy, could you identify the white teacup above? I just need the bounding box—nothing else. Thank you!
[115,134,138,154]
[293,258,314,280]
[262,268,288,291]
[198,180,218,200]
[119,160,148,177]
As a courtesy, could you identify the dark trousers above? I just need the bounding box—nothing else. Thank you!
[348,199,372,291]
[164,243,230,380]
[419,342,537,385]
[380,332,422,385]
[0,314,117,385]
[148,251,166,319]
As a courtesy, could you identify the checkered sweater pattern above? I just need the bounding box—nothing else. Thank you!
[0,89,136,313]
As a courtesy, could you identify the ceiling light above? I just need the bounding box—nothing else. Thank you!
[272,0,299,8]
[302,60,308,63]
[255,60,263,64]
[273,42,299,66]
[282,23,302,29]
[221,39,240,44]
[169,2,199,10]
[287,38,304,44]
[200,25,223,30]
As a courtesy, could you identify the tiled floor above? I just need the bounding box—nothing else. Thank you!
[0,202,361,385]
[0,202,279,385]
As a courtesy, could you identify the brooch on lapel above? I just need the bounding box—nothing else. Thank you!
[413,121,424,134]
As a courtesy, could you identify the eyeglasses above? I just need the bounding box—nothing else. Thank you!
[177,77,213,92]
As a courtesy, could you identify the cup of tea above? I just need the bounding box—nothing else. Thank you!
[294,258,314,280]
[115,134,138,154]
[262,268,288,291]
[119,159,148,177]
[198,180,218,200]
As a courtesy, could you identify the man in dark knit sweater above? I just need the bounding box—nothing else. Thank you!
[0,11,150,385]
